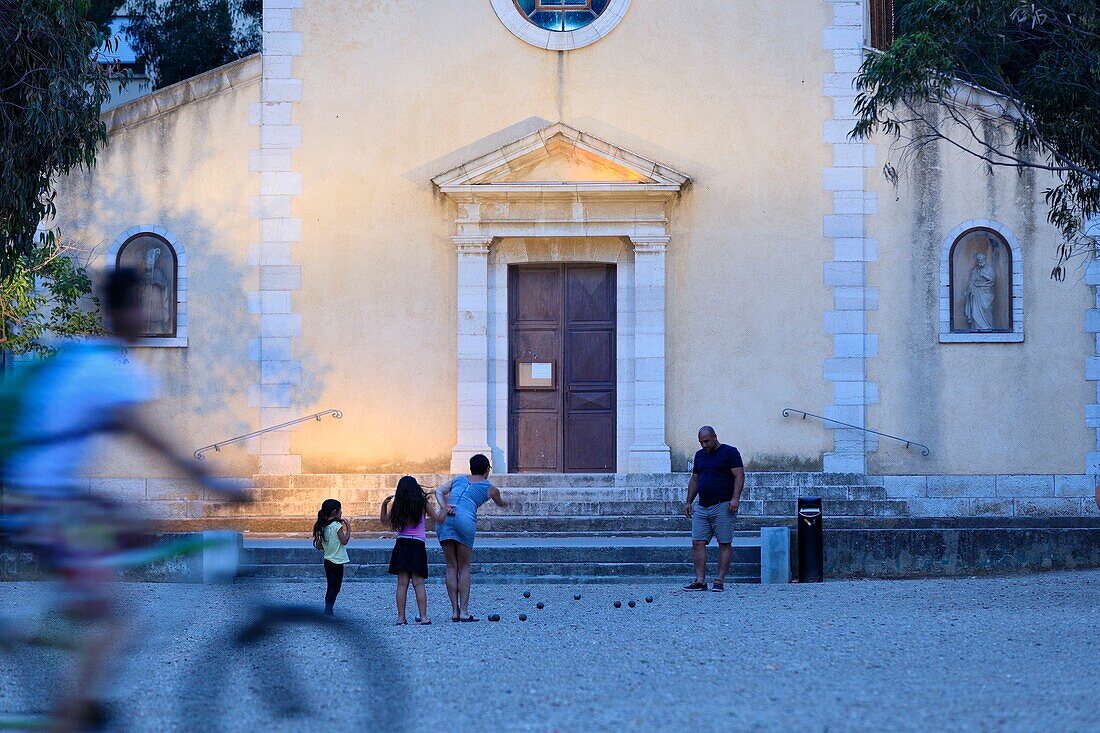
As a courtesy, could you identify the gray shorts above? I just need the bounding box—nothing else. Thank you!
[691,502,736,544]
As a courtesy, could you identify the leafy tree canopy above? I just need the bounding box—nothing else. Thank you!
[853,0,1100,279]
[126,0,261,90]
[0,0,118,280]
[0,243,104,357]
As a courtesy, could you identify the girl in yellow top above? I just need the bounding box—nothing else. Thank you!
[312,499,350,615]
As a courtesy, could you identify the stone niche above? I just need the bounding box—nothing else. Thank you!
[116,233,178,338]
[950,228,1012,333]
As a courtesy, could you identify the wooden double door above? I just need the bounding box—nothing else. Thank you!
[509,264,616,473]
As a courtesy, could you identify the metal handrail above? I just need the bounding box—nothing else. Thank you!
[782,408,930,456]
[194,409,343,460]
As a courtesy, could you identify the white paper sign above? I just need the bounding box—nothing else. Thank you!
[530,362,552,380]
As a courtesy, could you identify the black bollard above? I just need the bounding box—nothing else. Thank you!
[797,496,824,582]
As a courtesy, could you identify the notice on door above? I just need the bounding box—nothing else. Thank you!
[517,361,554,389]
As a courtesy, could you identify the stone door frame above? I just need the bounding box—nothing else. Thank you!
[432,124,689,474]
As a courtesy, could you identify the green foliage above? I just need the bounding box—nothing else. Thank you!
[853,0,1100,278]
[0,0,118,281]
[0,242,104,358]
[126,0,262,90]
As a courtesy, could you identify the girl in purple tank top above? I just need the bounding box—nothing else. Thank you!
[380,476,447,625]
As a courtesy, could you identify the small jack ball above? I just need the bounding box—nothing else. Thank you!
[628,600,636,608]
[536,602,544,610]
[488,614,501,622]
[523,591,531,599]
[519,614,527,622]
[574,594,581,600]
[613,601,622,608]
[645,596,654,603]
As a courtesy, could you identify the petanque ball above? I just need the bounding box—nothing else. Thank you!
[488,614,501,622]
[574,594,581,600]
[523,591,531,599]
[613,601,622,608]
[519,614,527,622]
[645,596,654,603]
[536,602,544,610]
[628,600,636,608]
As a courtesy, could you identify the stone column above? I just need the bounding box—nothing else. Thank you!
[451,236,494,474]
[628,235,672,472]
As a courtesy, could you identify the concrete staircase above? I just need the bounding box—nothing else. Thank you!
[159,472,900,537]
[144,472,907,582]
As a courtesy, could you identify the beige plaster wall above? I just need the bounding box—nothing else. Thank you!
[52,78,261,478]
[868,125,1092,474]
[289,0,835,472]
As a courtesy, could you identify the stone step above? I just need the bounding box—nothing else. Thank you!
[251,472,886,491]
[236,485,887,503]
[241,562,761,582]
[235,538,764,582]
[240,542,761,565]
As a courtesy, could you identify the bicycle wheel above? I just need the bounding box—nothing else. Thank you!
[176,603,409,732]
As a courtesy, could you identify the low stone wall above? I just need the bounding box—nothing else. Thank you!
[820,521,1100,579]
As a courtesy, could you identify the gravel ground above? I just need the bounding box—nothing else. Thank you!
[1,571,1098,732]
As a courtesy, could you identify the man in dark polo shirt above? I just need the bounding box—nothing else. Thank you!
[682,426,745,592]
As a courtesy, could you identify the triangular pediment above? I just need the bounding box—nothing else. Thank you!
[432,123,688,191]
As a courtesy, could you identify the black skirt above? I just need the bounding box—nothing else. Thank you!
[388,537,429,578]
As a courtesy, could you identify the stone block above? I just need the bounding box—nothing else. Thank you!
[822,72,857,96]
[822,119,857,144]
[823,261,865,286]
[1013,498,1081,517]
[259,454,301,475]
[147,479,203,501]
[759,527,791,584]
[823,357,864,381]
[822,26,863,50]
[264,31,302,56]
[260,313,301,338]
[1055,474,1098,497]
[969,498,1014,517]
[926,475,995,498]
[259,265,301,291]
[823,452,865,474]
[995,475,1054,497]
[834,334,877,358]
[85,478,146,500]
[905,498,969,517]
[824,310,864,334]
[883,475,927,498]
[1085,259,1100,285]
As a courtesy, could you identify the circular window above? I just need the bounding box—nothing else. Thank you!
[491,0,631,50]
[515,0,610,32]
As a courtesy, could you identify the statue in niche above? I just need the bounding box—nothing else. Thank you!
[963,252,996,331]
[139,247,172,335]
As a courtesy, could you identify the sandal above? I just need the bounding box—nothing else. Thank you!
[459,615,479,622]
[417,619,432,625]
[396,620,408,626]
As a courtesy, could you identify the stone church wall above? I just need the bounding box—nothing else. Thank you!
[286,0,836,472]
[52,56,262,487]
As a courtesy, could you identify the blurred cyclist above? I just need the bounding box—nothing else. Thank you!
[0,267,246,731]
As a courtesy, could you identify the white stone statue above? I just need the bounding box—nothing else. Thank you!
[963,252,996,331]
[140,246,172,334]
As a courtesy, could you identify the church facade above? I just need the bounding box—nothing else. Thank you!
[54,1,1100,517]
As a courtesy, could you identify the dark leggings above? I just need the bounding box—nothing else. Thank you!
[324,560,344,612]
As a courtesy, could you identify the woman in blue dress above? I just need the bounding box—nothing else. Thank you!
[434,453,507,622]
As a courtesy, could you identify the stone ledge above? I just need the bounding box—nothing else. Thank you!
[103,53,260,133]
